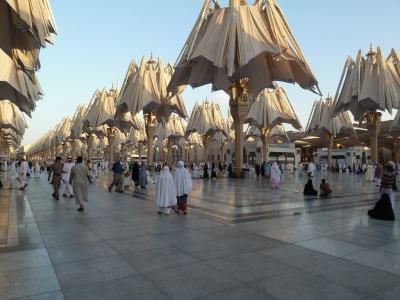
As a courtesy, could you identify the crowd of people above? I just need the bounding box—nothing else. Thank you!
[1,155,396,221]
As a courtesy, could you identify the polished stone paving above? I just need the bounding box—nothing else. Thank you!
[0,170,399,299]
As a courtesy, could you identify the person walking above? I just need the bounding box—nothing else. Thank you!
[69,156,91,211]
[270,162,281,189]
[155,166,177,215]
[173,161,192,214]
[131,161,139,187]
[34,161,41,178]
[62,157,75,198]
[380,161,397,209]
[18,157,29,191]
[108,158,124,193]
[48,157,63,199]
[137,162,147,188]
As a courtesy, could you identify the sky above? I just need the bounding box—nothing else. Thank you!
[21,0,400,145]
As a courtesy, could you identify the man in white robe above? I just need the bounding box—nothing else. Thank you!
[69,156,91,211]
[9,161,17,189]
[18,158,29,190]
[62,158,75,198]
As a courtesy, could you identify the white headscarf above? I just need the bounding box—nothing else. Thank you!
[155,166,177,207]
[270,162,281,181]
[174,161,192,197]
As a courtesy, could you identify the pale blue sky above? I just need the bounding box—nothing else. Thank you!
[22,0,400,145]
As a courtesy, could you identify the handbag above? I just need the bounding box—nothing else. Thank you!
[124,171,131,177]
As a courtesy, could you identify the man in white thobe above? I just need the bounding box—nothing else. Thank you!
[62,158,75,198]
[18,158,29,190]
[9,161,17,189]
[69,156,91,211]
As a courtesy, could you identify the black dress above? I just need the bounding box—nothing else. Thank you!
[203,165,209,179]
[131,162,139,186]
[303,180,318,195]
[368,193,395,221]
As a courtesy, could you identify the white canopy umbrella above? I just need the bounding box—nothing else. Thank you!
[244,84,301,161]
[245,84,302,131]
[332,44,400,162]
[0,0,58,116]
[0,100,28,135]
[305,94,355,168]
[168,0,320,99]
[168,0,319,169]
[114,54,188,167]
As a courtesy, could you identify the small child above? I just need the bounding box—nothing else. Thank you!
[319,179,332,196]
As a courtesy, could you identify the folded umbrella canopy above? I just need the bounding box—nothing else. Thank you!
[185,99,227,138]
[0,100,27,135]
[68,104,87,142]
[127,121,146,147]
[115,55,188,126]
[332,45,399,123]
[305,94,356,138]
[154,115,186,143]
[168,0,320,100]
[52,116,72,146]
[244,84,302,130]
[0,0,58,116]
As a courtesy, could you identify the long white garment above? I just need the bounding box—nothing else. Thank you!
[193,164,200,179]
[146,170,155,184]
[62,162,74,196]
[92,162,98,177]
[123,162,131,186]
[366,165,374,181]
[69,163,90,206]
[8,161,17,188]
[34,162,41,177]
[270,163,281,182]
[19,161,28,186]
[174,161,192,196]
[155,166,177,208]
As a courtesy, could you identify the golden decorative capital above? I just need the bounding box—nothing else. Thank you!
[324,132,334,141]
[365,110,382,125]
[228,80,250,105]
[261,126,271,137]
[107,127,117,137]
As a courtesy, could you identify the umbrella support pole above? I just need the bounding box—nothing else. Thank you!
[203,135,211,162]
[120,145,126,161]
[62,142,68,161]
[366,110,381,164]
[70,140,78,162]
[229,82,250,177]
[145,114,157,171]
[261,127,271,164]
[325,133,334,170]
[86,134,95,161]
[107,127,117,164]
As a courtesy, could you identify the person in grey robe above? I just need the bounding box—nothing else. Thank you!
[69,156,92,211]
[137,162,147,188]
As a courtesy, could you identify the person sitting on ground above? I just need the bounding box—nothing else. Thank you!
[319,179,332,196]
[368,193,395,221]
[303,179,318,195]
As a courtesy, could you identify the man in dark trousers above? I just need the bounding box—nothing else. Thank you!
[48,157,64,200]
[108,158,124,193]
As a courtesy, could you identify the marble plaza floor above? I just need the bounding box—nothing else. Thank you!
[0,170,400,299]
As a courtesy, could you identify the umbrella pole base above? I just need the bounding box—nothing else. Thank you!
[231,169,243,178]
